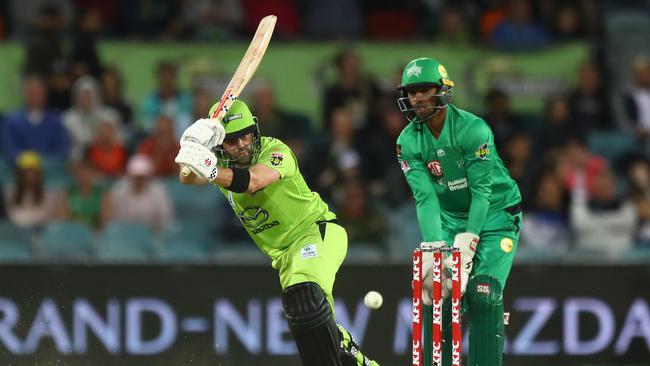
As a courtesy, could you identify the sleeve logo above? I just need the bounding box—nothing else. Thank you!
[396,144,402,158]
[400,160,411,172]
[269,152,284,166]
[474,143,490,160]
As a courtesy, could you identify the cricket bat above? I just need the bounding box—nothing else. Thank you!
[180,14,277,177]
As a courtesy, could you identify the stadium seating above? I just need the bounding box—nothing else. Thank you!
[96,221,154,262]
[39,221,95,261]
[0,221,33,262]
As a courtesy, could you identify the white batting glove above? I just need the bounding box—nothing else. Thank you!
[180,118,225,149]
[444,232,478,295]
[420,241,450,305]
[175,141,219,182]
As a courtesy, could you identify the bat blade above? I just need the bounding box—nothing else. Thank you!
[181,15,277,177]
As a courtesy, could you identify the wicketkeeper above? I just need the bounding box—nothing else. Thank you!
[175,100,379,366]
[396,58,522,366]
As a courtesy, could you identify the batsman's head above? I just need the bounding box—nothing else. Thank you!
[397,57,454,124]
[213,100,261,168]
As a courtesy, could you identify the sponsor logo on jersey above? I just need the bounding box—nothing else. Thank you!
[300,244,318,259]
[447,178,468,191]
[475,143,490,160]
[436,148,445,157]
[400,160,410,172]
[427,160,443,176]
[238,206,280,234]
[500,237,514,253]
[269,152,284,166]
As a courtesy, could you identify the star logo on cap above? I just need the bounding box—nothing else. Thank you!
[406,63,422,77]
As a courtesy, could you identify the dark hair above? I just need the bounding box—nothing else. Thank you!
[12,167,44,206]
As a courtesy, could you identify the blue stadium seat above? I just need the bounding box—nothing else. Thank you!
[587,131,637,161]
[0,220,33,246]
[158,221,214,263]
[97,222,154,262]
[163,178,225,229]
[40,221,95,261]
[41,156,71,189]
[161,221,215,251]
[0,159,12,186]
[0,242,32,262]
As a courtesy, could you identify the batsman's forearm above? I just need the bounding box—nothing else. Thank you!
[213,168,234,188]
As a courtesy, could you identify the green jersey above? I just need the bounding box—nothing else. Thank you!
[396,104,521,240]
[218,136,335,261]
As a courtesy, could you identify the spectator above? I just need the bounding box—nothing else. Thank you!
[359,103,409,206]
[241,0,300,39]
[479,0,508,42]
[501,132,536,207]
[570,167,636,253]
[569,61,614,130]
[118,0,182,39]
[437,7,470,45]
[490,0,550,50]
[136,115,180,177]
[483,88,524,148]
[139,61,192,136]
[335,178,386,247]
[624,57,650,139]
[322,49,382,133]
[101,65,133,131]
[182,0,245,40]
[551,5,584,42]
[22,3,67,77]
[560,138,607,197]
[363,0,418,40]
[250,81,312,159]
[10,0,73,39]
[86,120,127,177]
[2,76,69,164]
[535,96,585,156]
[192,86,213,120]
[58,160,107,229]
[104,154,173,232]
[63,76,121,160]
[625,156,650,246]
[3,151,59,229]
[520,172,570,252]
[299,0,362,39]
[70,8,102,79]
[304,108,361,201]
[47,61,72,111]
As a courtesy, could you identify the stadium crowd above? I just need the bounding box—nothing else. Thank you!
[0,0,649,262]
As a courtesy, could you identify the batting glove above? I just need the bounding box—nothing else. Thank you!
[180,118,225,149]
[444,232,478,295]
[175,141,219,182]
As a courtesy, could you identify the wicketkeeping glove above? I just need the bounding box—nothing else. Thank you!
[444,232,478,295]
[180,118,225,149]
[174,141,219,182]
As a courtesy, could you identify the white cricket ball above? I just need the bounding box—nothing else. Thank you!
[363,291,383,310]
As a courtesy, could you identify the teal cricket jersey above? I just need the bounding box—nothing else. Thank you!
[217,137,336,261]
[396,104,521,240]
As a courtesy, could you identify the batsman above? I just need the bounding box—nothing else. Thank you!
[396,58,522,365]
[175,100,379,366]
